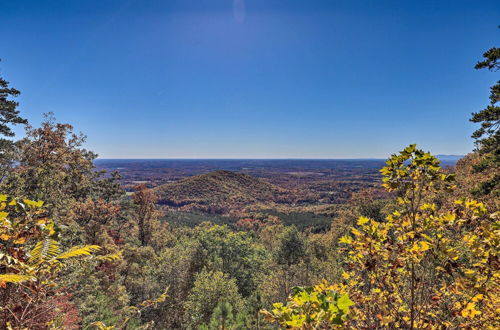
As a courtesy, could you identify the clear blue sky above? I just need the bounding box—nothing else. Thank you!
[1,0,498,158]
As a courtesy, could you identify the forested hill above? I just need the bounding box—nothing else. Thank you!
[155,170,301,209]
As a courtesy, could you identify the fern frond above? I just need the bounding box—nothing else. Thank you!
[96,252,121,261]
[29,238,60,263]
[0,274,35,283]
[56,245,101,260]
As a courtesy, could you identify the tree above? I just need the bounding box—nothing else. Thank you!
[70,198,121,247]
[133,184,159,246]
[150,235,206,329]
[276,226,307,268]
[0,195,103,328]
[1,113,123,223]
[2,114,94,216]
[470,33,499,196]
[338,145,498,328]
[263,145,499,329]
[261,282,353,328]
[194,223,267,297]
[0,64,27,137]
[199,300,249,330]
[274,226,308,300]
[0,63,28,179]
[183,270,243,329]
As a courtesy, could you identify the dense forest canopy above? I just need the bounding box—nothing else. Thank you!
[0,33,499,330]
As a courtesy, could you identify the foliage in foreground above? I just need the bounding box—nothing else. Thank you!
[261,282,353,328]
[0,195,103,328]
[263,145,499,329]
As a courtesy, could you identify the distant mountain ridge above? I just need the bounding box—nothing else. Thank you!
[436,155,464,162]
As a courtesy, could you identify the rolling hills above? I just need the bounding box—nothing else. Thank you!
[155,170,288,207]
[154,170,321,213]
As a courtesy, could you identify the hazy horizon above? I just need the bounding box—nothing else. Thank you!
[94,154,463,161]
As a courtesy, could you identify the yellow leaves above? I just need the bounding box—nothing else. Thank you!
[420,203,436,211]
[56,245,101,260]
[436,266,445,272]
[272,302,284,310]
[45,222,56,236]
[461,302,481,318]
[13,237,26,244]
[455,199,487,216]
[139,287,169,308]
[419,241,431,251]
[381,182,392,190]
[357,217,370,225]
[348,279,358,287]
[420,233,432,241]
[0,274,35,284]
[351,252,364,262]
[89,321,115,330]
[0,233,10,240]
[293,290,313,306]
[379,166,392,176]
[401,218,412,228]
[283,159,497,328]
[262,285,354,328]
[23,199,43,208]
[285,314,307,327]
[472,294,484,302]
[36,218,48,225]
[339,235,352,244]
[464,269,476,277]
[314,280,334,292]
[351,228,362,236]
[407,241,432,258]
[0,211,8,220]
[96,252,122,261]
[465,200,482,209]
[440,212,456,223]
[446,248,459,261]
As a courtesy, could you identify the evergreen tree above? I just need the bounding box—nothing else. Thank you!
[0,62,28,179]
[470,30,499,195]
[0,62,27,137]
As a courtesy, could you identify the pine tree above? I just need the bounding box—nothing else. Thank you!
[470,30,499,195]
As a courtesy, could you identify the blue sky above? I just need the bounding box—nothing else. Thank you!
[1,0,498,158]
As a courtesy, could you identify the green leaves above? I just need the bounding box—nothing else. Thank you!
[337,293,354,314]
[261,283,353,328]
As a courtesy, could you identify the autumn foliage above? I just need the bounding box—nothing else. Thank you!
[262,145,499,329]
